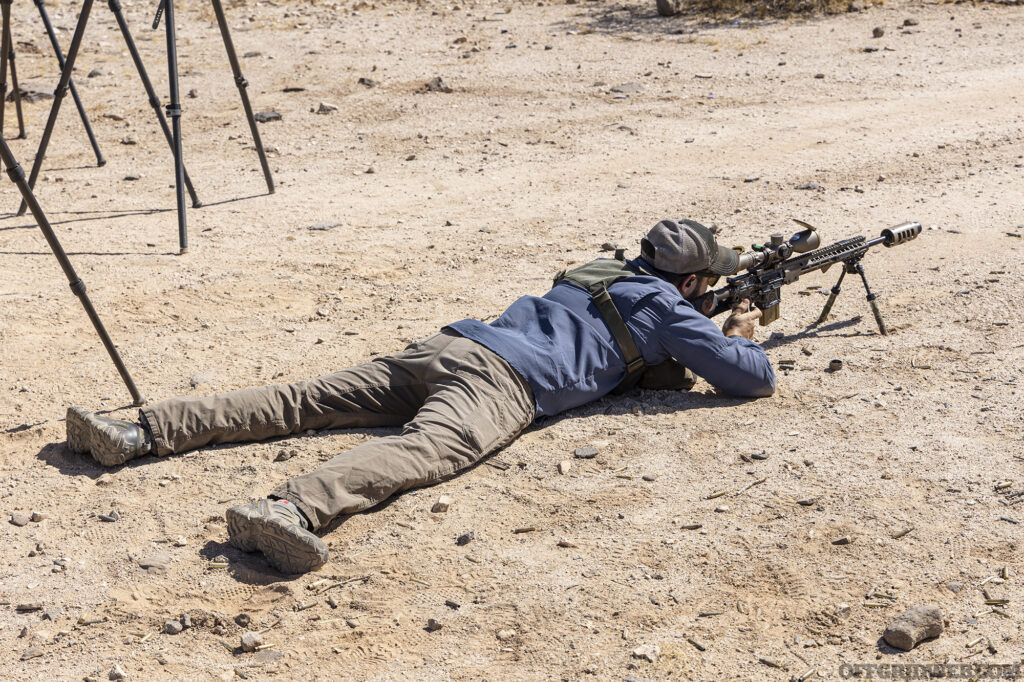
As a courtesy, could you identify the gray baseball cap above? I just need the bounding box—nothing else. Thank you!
[640,219,739,276]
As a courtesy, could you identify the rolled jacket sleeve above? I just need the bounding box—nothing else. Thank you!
[655,298,776,398]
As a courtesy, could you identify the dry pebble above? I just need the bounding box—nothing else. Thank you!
[241,631,264,652]
[883,605,943,650]
[431,495,452,513]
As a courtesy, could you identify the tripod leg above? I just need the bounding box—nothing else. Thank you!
[210,0,274,194]
[162,0,188,253]
[35,0,105,166]
[854,263,887,336]
[0,0,9,135]
[0,137,146,406]
[16,0,95,217]
[7,24,25,139]
[107,0,200,207]
[814,267,847,326]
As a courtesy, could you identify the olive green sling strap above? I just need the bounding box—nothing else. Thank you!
[553,250,694,393]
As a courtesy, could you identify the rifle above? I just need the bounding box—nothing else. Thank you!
[704,221,922,336]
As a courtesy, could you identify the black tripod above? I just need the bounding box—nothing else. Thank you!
[814,258,889,335]
[0,0,107,162]
[0,135,145,405]
[10,0,275,254]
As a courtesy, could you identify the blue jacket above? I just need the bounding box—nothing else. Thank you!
[446,259,775,417]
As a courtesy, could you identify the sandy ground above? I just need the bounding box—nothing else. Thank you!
[0,0,1022,678]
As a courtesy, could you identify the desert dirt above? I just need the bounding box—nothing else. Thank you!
[1,0,1022,678]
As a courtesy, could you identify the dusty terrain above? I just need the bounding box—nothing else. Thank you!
[0,0,1022,678]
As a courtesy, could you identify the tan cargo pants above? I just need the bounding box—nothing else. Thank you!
[139,331,535,529]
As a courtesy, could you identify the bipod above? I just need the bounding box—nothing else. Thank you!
[0,135,146,406]
[814,258,889,335]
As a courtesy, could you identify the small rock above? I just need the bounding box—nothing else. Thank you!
[120,135,137,145]
[557,460,572,475]
[137,553,170,573]
[656,0,683,16]
[234,613,252,627]
[242,51,261,58]
[496,628,516,641]
[181,613,192,629]
[574,447,598,459]
[872,26,885,38]
[945,581,963,594]
[357,77,378,87]
[20,645,44,661]
[10,512,30,526]
[797,497,817,506]
[431,495,452,513]
[814,73,825,79]
[642,474,657,482]
[883,605,943,651]
[98,510,120,522]
[254,110,282,123]
[30,511,46,522]
[744,176,760,183]
[832,536,852,545]
[172,536,187,547]
[316,102,338,114]
[849,0,867,10]
[422,77,452,93]
[714,505,729,513]
[456,531,474,546]
[275,448,296,462]
[240,631,263,652]
[308,221,342,231]
[163,620,183,635]
[123,174,141,181]
[426,618,443,632]
[835,603,852,618]
[19,626,30,638]
[631,644,659,663]
[600,242,616,251]
[795,182,820,190]
[16,603,42,612]
[610,82,642,94]
[109,664,127,680]
[902,17,919,27]
[187,89,198,99]
[345,619,359,628]
[87,68,106,78]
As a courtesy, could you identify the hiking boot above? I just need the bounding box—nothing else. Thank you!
[66,407,153,467]
[226,499,328,574]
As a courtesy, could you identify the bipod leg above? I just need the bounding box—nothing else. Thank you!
[35,0,105,165]
[160,0,188,253]
[854,262,887,336]
[210,0,274,194]
[107,0,200,207]
[814,266,848,326]
[17,0,95,216]
[0,136,146,406]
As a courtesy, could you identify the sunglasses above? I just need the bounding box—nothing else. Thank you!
[697,272,721,287]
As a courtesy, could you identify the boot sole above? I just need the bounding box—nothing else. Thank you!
[66,407,137,467]
[226,505,328,574]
